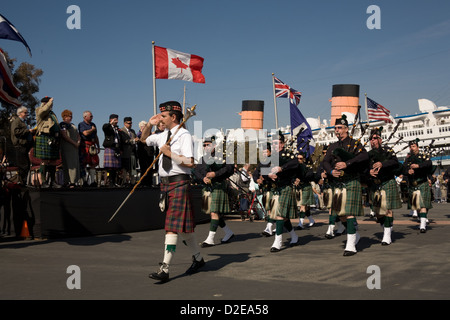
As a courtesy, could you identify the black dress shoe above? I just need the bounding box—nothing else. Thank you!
[381,241,390,246]
[289,239,299,247]
[221,234,234,244]
[420,228,426,233]
[270,247,281,253]
[201,242,214,248]
[261,231,272,237]
[325,233,334,239]
[185,257,205,275]
[343,250,357,256]
[149,269,169,283]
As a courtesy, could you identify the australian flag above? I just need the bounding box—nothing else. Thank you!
[289,97,314,157]
[0,13,32,57]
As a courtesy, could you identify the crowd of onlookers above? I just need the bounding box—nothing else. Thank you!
[430,171,449,203]
[3,97,161,189]
[394,171,449,204]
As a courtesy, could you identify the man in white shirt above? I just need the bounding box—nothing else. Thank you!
[140,101,205,283]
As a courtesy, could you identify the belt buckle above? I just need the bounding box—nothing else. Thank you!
[161,177,169,184]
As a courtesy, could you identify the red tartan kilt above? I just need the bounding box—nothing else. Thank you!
[81,141,99,166]
[161,180,195,233]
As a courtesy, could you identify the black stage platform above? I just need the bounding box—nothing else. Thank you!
[10,185,209,239]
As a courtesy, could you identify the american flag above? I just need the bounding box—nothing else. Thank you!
[367,97,393,123]
[274,77,302,106]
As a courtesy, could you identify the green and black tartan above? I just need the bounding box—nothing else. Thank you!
[331,179,364,217]
[34,134,60,160]
[369,178,402,210]
[274,185,298,219]
[407,181,433,210]
[204,181,230,214]
[296,184,315,206]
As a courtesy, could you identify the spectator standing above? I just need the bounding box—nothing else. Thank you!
[137,120,155,186]
[59,109,81,188]
[78,111,100,187]
[34,97,61,188]
[10,106,34,185]
[120,117,138,185]
[438,171,447,203]
[102,114,122,187]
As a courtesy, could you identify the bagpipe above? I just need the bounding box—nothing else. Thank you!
[403,138,437,185]
[367,121,404,181]
[331,122,370,171]
[287,131,325,174]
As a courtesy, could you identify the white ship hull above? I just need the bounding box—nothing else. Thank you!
[311,99,450,172]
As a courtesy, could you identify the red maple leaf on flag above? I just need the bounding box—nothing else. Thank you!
[171,57,188,73]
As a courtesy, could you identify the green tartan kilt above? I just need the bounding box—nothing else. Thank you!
[269,185,298,219]
[34,134,60,160]
[331,179,364,217]
[204,184,230,214]
[407,181,433,210]
[295,184,315,206]
[369,179,402,210]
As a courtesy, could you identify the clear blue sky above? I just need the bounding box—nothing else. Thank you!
[2,0,450,138]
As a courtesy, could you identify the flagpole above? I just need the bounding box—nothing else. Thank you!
[272,73,279,130]
[152,41,157,116]
[183,84,186,115]
[364,93,369,127]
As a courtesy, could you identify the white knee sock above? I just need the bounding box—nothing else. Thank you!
[181,233,203,261]
[163,234,178,270]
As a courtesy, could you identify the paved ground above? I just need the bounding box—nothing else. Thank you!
[1,203,449,302]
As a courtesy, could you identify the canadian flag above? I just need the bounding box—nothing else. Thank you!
[154,46,205,83]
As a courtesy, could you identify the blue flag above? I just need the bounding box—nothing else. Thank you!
[289,97,314,157]
[0,14,32,57]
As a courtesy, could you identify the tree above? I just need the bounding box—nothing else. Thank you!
[0,49,43,160]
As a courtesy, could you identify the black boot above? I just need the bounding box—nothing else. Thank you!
[149,263,170,283]
[185,255,205,275]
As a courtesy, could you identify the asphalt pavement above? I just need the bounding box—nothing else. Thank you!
[1,203,449,302]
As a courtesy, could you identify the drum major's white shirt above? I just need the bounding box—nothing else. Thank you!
[145,125,193,177]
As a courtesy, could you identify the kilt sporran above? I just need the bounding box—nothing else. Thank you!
[268,194,280,220]
[159,191,168,213]
[202,190,212,214]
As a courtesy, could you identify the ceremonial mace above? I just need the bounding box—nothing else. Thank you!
[108,105,197,223]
